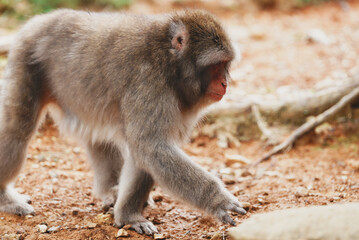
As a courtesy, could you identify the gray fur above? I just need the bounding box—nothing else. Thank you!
[0,9,246,234]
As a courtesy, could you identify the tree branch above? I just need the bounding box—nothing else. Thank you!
[252,86,359,167]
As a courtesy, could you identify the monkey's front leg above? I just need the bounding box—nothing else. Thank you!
[136,142,246,226]
[114,159,157,235]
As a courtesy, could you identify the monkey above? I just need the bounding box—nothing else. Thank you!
[0,9,246,235]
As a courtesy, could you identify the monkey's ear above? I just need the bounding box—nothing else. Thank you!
[170,21,188,54]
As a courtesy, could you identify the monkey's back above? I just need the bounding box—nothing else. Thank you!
[8,10,171,134]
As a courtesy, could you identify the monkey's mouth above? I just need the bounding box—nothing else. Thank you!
[208,92,224,101]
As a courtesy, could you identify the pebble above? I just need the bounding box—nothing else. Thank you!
[72,147,81,154]
[225,154,252,165]
[72,208,80,216]
[285,174,296,181]
[348,159,359,170]
[240,202,252,210]
[154,234,166,239]
[47,226,60,233]
[95,213,113,224]
[219,168,234,175]
[294,187,310,197]
[222,174,236,184]
[1,234,21,240]
[116,229,129,237]
[37,224,48,233]
[86,222,97,229]
[306,28,331,45]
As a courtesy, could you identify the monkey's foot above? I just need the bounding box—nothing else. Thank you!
[212,196,247,226]
[100,186,118,212]
[102,197,115,212]
[0,187,35,216]
[130,220,158,235]
[115,216,158,235]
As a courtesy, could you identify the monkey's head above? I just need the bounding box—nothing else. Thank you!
[168,10,234,110]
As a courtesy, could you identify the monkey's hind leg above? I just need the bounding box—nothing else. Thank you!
[86,142,123,212]
[0,63,45,216]
[114,160,157,235]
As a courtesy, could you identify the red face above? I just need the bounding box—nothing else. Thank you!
[206,62,228,101]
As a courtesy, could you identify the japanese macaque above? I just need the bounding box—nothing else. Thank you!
[0,9,246,235]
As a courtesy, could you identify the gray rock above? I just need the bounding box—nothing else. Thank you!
[228,203,359,240]
[307,29,331,45]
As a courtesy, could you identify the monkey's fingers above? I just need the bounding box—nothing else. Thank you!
[230,205,247,215]
[221,213,236,226]
[130,221,158,235]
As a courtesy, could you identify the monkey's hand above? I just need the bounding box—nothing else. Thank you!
[210,191,247,226]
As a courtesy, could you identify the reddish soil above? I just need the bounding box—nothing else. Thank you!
[1,1,359,240]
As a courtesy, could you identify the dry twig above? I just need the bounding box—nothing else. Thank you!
[252,86,359,167]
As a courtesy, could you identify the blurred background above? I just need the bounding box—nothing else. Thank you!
[0,0,351,27]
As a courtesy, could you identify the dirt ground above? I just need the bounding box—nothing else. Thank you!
[1,1,359,240]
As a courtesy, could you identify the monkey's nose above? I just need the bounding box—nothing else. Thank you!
[221,80,227,88]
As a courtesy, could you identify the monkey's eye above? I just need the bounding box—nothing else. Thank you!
[214,35,220,44]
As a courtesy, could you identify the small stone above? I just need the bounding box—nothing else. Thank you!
[219,168,233,175]
[217,137,228,148]
[264,171,282,177]
[116,229,129,237]
[154,233,166,239]
[257,198,269,205]
[1,234,21,240]
[348,159,359,170]
[307,29,331,45]
[222,175,236,184]
[86,222,97,229]
[25,214,33,219]
[37,224,48,233]
[249,26,266,41]
[240,202,251,211]
[95,213,113,224]
[251,204,262,210]
[225,154,252,166]
[329,196,341,202]
[285,175,296,181]
[294,187,310,197]
[47,226,60,233]
[72,209,80,216]
[241,170,254,177]
[73,147,81,154]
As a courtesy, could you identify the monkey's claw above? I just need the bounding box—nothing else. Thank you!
[214,196,247,226]
[115,216,158,236]
[230,204,247,215]
[222,214,236,226]
[131,220,158,235]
